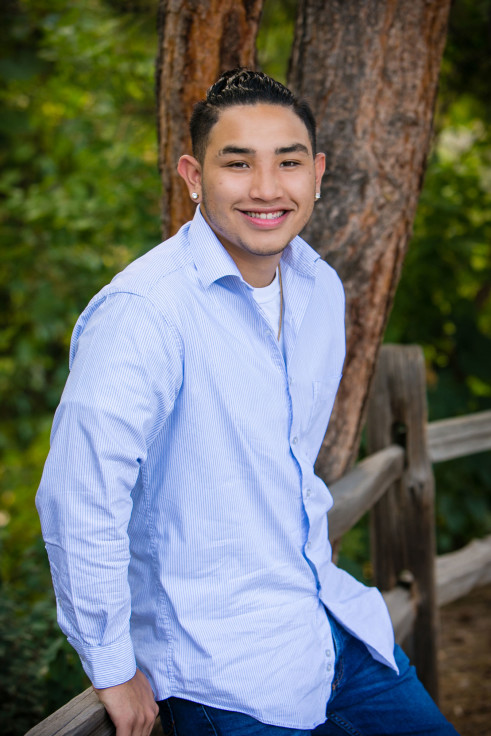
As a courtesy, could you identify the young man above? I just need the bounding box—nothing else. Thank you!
[37,69,458,736]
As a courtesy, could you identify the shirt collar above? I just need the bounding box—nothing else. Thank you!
[188,207,243,289]
[188,206,320,289]
[281,232,320,280]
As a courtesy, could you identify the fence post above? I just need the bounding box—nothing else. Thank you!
[366,344,439,701]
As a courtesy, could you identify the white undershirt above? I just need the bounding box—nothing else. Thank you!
[251,268,285,356]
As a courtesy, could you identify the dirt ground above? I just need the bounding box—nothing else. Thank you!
[438,584,491,736]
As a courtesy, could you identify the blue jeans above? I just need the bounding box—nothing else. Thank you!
[157,615,459,735]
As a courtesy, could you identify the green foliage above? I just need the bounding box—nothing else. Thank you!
[0,540,89,736]
[256,0,297,83]
[0,0,161,452]
[386,105,491,410]
[435,455,491,553]
[437,0,491,123]
[0,1,159,731]
[0,421,50,584]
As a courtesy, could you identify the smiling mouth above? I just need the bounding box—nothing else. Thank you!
[244,210,286,220]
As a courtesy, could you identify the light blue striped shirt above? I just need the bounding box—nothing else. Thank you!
[36,208,396,730]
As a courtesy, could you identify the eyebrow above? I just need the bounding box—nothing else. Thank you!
[275,143,310,155]
[218,146,255,156]
[217,143,310,157]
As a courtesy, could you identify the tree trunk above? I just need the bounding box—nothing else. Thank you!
[156,0,263,239]
[288,0,451,483]
[156,0,451,482]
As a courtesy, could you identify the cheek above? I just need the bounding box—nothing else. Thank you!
[293,180,315,210]
[220,176,247,199]
[288,170,315,196]
[205,177,240,206]
[295,184,316,221]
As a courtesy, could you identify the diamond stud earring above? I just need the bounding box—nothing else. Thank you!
[191,192,199,200]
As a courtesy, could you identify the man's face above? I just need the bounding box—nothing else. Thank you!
[180,103,325,285]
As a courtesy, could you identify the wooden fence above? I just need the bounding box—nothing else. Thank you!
[26,344,491,736]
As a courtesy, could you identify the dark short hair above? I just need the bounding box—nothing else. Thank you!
[190,68,317,162]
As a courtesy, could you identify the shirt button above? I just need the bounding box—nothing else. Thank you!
[305,488,311,498]
[292,436,298,445]
[325,649,332,658]
[326,663,332,672]
[306,542,312,550]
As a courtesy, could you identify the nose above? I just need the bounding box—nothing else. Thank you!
[249,165,282,201]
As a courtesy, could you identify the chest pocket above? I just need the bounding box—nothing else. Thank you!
[304,376,341,461]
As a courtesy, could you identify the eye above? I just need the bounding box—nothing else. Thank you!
[226,161,249,169]
[280,160,300,168]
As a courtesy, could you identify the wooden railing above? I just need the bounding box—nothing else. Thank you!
[26,345,491,736]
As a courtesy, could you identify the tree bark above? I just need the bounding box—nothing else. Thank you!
[156,0,263,239]
[288,0,451,482]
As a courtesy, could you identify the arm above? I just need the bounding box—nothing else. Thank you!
[36,292,182,722]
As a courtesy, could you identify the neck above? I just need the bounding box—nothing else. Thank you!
[226,250,282,287]
[243,264,280,288]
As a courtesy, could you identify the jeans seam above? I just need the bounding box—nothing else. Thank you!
[200,704,220,736]
[164,700,176,736]
[331,655,344,693]
[328,712,363,736]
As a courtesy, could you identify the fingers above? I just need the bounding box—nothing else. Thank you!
[95,669,159,736]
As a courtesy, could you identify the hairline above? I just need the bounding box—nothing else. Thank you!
[194,101,317,164]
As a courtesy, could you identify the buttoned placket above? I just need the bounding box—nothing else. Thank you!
[247,274,336,699]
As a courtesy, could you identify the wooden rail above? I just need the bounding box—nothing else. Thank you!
[26,344,491,736]
[427,410,491,463]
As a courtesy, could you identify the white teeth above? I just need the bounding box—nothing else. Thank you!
[246,211,285,220]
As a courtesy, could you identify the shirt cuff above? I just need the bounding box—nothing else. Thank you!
[69,634,137,689]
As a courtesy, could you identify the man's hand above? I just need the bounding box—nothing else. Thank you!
[94,668,159,736]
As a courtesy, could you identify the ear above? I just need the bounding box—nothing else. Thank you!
[177,155,202,201]
[314,152,326,194]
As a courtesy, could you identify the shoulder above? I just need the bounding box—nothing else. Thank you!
[315,257,345,305]
[69,225,194,366]
[108,222,194,302]
[77,222,195,322]
[290,236,345,306]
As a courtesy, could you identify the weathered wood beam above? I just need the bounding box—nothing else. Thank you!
[329,444,404,540]
[24,687,113,736]
[383,586,417,645]
[435,534,491,607]
[427,410,491,464]
[383,536,491,643]
[25,689,165,736]
[366,344,439,700]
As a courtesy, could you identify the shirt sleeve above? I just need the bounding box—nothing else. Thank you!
[36,291,183,688]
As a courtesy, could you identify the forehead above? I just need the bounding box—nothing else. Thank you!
[205,103,312,156]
